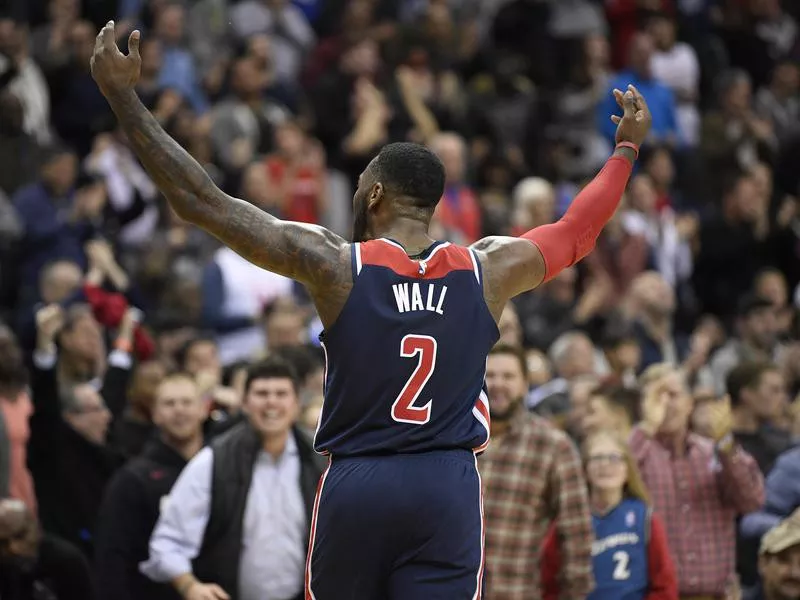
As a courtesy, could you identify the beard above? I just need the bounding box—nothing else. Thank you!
[351,200,370,242]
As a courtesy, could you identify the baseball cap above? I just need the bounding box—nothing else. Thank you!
[760,517,800,555]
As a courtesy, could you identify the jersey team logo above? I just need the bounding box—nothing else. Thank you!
[625,511,636,528]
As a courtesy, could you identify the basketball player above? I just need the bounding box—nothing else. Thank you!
[90,22,652,599]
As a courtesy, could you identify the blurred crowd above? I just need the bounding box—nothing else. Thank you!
[0,0,799,598]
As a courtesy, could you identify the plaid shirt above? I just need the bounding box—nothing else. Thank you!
[629,426,765,596]
[479,412,593,600]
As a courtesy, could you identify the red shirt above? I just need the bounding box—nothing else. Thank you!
[541,511,677,600]
[435,184,482,244]
[264,156,322,224]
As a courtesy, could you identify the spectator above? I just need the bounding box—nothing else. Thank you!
[710,295,785,396]
[95,373,207,600]
[755,59,800,146]
[648,11,701,146]
[230,0,316,84]
[141,358,326,600]
[541,431,678,600]
[528,330,601,417]
[599,32,678,148]
[727,361,793,475]
[12,144,99,296]
[582,383,641,439]
[479,344,593,600]
[0,328,36,513]
[28,304,134,556]
[747,513,800,600]
[113,358,166,458]
[262,120,328,224]
[429,132,481,244]
[740,445,800,545]
[631,363,765,598]
[0,498,96,600]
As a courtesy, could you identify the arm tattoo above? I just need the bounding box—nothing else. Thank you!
[103,89,350,308]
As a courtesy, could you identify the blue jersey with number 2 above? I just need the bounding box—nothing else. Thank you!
[313,238,499,457]
[590,498,650,600]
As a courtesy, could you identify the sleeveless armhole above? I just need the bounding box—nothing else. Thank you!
[467,247,483,288]
[351,243,363,282]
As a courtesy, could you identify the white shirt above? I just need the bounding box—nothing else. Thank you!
[651,43,701,146]
[140,436,306,600]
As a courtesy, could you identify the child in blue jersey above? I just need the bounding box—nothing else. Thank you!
[542,432,678,600]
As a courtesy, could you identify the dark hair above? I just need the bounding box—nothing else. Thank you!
[175,335,217,370]
[488,343,528,380]
[245,357,300,395]
[590,383,641,425]
[0,330,28,399]
[274,344,324,382]
[726,361,779,406]
[372,143,445,210]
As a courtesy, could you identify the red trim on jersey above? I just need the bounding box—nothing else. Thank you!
[358,240,474,279]
[304,457,332,600]
[473,394,491,454]
[473,453,486,600]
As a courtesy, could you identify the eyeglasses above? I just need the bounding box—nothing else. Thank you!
[587,453,625,465]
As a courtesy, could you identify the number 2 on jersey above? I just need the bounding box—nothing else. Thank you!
[391,334,437,425]
[612,551,631,580]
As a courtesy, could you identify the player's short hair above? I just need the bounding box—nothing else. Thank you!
[372,142,445,210]
[245,357,300,395]
[489,343,528,380]
[726,361,779,406]
[590,383,641,425]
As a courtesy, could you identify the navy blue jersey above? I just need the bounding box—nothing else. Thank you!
[314,238,499,457]
[589,498,651,600]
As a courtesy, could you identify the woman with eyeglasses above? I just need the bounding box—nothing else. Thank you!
[541,431,678,600]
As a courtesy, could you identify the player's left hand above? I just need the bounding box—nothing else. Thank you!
[705,395,733,445]
[90,21,142,97]
[610,84,652,146]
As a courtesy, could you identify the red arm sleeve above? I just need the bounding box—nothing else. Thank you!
[540,522,562,600]
[645,515,679,600]
[521,155,633,283]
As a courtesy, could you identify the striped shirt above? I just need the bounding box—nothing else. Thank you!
[479,412,594,600]
[629,426,765,596]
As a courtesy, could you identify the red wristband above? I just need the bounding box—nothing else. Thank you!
[615,141,639,160]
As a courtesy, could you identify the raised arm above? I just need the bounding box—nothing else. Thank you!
[472,85,651,320]
[89,22,351,325]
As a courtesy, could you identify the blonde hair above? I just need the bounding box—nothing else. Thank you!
[638,362,680,390]
[582,431,651,505]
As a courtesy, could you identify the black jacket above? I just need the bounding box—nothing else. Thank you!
[0,534,96,600]
[192,422,325,600]
[27,355,129,557]
[94,438,191,600]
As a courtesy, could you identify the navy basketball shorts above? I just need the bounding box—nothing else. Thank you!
[304,449,485,600]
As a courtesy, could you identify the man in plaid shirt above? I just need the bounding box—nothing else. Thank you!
[632,363,765,600]
[479,344,594,600]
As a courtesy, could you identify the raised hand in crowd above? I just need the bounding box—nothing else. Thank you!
[702,395,734,448]
[640,377,669,436]
[86,238,130,291]
[35,304,64,353]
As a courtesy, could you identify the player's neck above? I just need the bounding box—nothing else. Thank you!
[375,218,435,255]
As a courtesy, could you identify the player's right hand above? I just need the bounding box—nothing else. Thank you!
[185,582,230,600]
[90,20,142,97]
[640,379,669,436]
[610,84,652,147]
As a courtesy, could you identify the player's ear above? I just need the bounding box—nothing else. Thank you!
[367,182,383,210]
